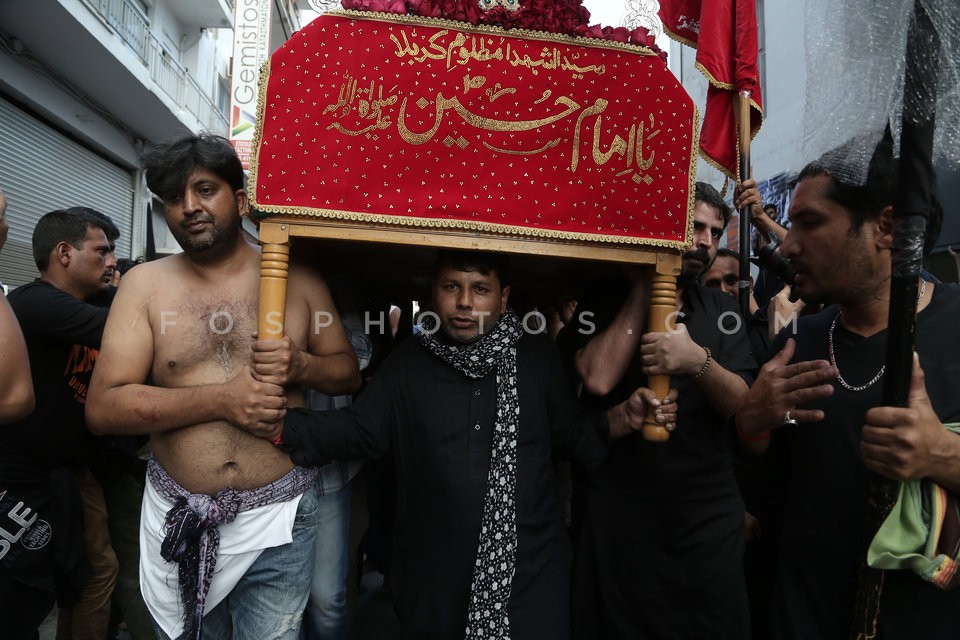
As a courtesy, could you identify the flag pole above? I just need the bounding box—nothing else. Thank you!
[852,1,938,636]
[736,90,753,322]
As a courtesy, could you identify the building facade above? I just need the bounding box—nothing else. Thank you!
[5,1,954,285]
[0,0,305,286]
[667,0,958,276]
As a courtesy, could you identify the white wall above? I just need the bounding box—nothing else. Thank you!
[667,0,808,186]
[750,0,806,181]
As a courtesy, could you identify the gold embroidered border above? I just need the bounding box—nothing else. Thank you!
[684,104,701,246]
[326,9,660,57]
[247,54,272,220]
[249,202,689,250]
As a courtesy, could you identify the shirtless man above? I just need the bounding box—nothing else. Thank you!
[0,189,34,422]
[85,133,360,639]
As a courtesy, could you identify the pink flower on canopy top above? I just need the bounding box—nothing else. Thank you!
[477,5,519,29]
[576,23,605,39]
[336,0,665,62]
[605,25,632,43]
[342,0,407,12]
[409,0,484,21]
[575,22,667,62]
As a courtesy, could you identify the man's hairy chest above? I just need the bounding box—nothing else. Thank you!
[151,295,259,382]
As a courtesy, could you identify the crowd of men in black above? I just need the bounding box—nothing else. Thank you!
[1,131,959,640]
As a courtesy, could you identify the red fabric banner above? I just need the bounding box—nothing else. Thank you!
[249,10,698,248]
[658,0,763,179]
[658,0,702,47]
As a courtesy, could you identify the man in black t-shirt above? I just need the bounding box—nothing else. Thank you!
[736,139,960,639]
[565,182,758,639]
[0,208,119,639]
[701,247,771,359]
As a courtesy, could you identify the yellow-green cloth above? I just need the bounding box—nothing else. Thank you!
[867,424,960,589]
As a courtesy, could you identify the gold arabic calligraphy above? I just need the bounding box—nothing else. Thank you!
[389,30,606,77]
[323,72,660,181]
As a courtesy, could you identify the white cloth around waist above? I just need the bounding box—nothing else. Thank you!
[140,473,305,639]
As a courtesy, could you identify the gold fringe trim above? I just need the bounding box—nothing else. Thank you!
[661,24,698,50]
[246,54,272,218]
[250,203,689,251]
[685,104,701,246]
[697,95,763,183]
[695,61,736,92]
[695,62,765,122]
[700,149,739,181]
[701,148,736,182]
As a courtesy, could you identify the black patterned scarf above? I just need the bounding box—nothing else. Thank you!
[419,308,523,639]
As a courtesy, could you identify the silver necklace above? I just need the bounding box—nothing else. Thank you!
[828,279,926,392]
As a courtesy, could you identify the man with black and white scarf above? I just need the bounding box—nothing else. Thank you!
[264,249,677,640]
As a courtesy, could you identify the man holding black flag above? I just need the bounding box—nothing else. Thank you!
[735,137,960,639]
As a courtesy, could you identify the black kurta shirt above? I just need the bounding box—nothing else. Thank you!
[562,279,757,640]
[770,283,960,640]
[282,331,609,640]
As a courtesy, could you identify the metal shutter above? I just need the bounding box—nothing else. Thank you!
[0,97,135,287]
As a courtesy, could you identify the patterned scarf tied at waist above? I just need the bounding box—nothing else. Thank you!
[148,457,317,640]
[419,308,524,640]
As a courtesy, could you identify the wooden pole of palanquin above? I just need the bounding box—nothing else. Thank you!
[643,253,682,442]
[258,222,291,337]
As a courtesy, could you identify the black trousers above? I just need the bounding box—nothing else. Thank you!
[0,572,55,640]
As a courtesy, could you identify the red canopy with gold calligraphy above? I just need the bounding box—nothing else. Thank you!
[249,10,698,250]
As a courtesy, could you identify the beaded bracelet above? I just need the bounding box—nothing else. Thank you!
[693,346,712,381]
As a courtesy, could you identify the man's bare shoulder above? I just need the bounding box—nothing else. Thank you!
[287,263,335,307]
[287,261,328,289]
[116,257,168,289]
[116,255,191,295]
[125,254,189,276]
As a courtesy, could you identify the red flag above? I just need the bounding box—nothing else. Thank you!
[659,0,763,180]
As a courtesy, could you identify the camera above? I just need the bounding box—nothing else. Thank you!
[752,242,796,287]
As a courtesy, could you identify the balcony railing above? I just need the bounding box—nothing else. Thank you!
[86,0,229,133]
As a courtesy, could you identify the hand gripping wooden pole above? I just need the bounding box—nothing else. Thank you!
[643,254,680,442]
[258,221,291,338]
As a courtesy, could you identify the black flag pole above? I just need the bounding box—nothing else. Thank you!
[737,91,753,323]
[852,1,939,637]
[881,2,938,408]
[145,200,157,262]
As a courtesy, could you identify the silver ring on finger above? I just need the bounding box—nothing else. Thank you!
[783,409,799,427]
